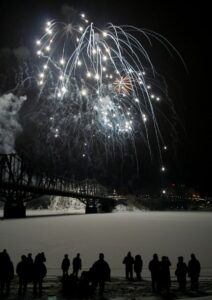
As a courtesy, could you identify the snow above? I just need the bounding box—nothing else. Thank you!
[48,196,85,212]
[0,211,212,278]
[113,204,141,212]
[5,276,212,300]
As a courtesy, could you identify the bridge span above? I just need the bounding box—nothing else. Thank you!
[0,154,115,218]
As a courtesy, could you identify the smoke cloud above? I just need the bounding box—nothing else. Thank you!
[13,46,30,60]
[61,5,78,22]
[0,93,26,154]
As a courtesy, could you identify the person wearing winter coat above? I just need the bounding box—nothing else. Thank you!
[188,254,201,291]
[90,253,111,295]
[123,251,134,280]
[149,253,160,292]
[33,253,47,296]
[72,253,82,277]
[16,255,29,296]
[134,255,143,281]
[159,256,171,293]
[175,256,187,291]
[61,254,70,276]
[0,250,14,296]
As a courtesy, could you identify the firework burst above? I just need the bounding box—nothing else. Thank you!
[113,76,133,94]
[33,12,182,171]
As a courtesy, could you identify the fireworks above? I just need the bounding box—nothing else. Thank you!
[113,76,133,94]
[34,12,179,169]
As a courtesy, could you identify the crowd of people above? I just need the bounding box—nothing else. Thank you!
[61,253,110,297]
[0,249,201,298]
[0,250,46,297]
[122,252,201,293]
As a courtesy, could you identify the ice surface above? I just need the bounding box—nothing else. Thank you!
[0,211,212,277]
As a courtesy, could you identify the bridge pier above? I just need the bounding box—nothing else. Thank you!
[85,202,98,214]
[4,202,26,219]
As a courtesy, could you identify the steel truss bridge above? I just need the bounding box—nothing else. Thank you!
[0,154,114,218]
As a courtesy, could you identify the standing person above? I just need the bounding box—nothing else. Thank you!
[149,254,160,292]
[61,254,70,276]
[72,253,82,277]
[188,254,201,291]
[27,253,34,282]
[160,256,171,293]
[175,256,187,291]
[16,255,29,296]
[123,251,134,280]
[33,253,47,297]
[90,253,111,295]
[1,249,10,261]
[134,255,143,281]
[0,251,14,296]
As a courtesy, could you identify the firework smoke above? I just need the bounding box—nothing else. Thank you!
[0,93,26,154]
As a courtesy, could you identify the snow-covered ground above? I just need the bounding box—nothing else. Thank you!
[0,211,212,278]
[5,275,212,300]
[47,196,85,212]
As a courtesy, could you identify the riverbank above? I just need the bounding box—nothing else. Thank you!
[3,276,212,300]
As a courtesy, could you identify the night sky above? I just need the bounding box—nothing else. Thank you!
[0,0,211,195]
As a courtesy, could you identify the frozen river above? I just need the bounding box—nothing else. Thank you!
[0,211,211,277]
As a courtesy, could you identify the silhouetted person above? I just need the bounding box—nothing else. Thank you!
[73,253,82,277]
[1,249,10,261]
[0,250,14,296]
[90,253,111,295]
[61,254,70,276]
[34,252,46,264]
[134,255,143,281]
[16,255,29,296]
[123,251,134,280]
[149,254,160,292]
[78,270,93,297]
[27,253,34,282]
[160,256,171,293]
[175,256,187,291]
[188,254,201,291]
[33,253,47,296]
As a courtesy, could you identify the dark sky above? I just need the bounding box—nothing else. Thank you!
[0,0,211,195]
